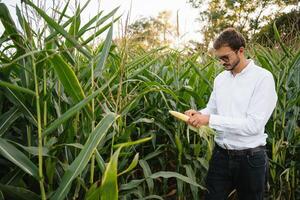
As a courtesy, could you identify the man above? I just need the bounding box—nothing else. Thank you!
[185,28,277,199]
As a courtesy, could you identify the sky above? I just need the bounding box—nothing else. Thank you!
[1,0,204,44]
[99,0,203,41]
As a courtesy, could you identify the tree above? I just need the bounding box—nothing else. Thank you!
[188,0,300,47]
[253,10,300,46]
[126,11,176,49]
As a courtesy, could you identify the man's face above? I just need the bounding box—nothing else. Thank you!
[215,46,241,71]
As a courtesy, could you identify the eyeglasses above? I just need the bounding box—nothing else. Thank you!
[216,50,238,63]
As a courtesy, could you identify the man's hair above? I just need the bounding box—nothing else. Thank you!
[213,28,246,50]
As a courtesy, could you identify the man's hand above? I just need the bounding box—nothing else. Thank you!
[184,109,210,128]
[184,109,200,117]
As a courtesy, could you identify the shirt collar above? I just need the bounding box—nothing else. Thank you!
[239,59,254,75]
[229,59,254,77]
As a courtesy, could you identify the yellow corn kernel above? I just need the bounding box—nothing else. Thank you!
[169,110,190,122]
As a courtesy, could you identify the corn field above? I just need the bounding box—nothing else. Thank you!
[0,1,299,199]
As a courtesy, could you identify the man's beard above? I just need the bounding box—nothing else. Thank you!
[223,57,240,71]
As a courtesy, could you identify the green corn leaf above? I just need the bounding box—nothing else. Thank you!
[5,88,37,126]
[77,11,103,37]
[126,47,165,71]
[132,117,155,124]
[0,80,35,96]
[80,7,120,45]
[45,0,72,42]
[139,160,154,194]
[273,22,281,44]
[0,3,25,55]
[95,149,106,174]
[8,140,49,156]
[0,190,3,200]
[175,135,183,163]
[16,6,34,42]
[22,0,92,59]
[128,59,159,79]
[66,6,81,48]
[81,16,120,46]
[99,147,122,200]
[44,76,115,136]
[94,25,113,78]
[189,61,213,90]
[184,165,199,200]
[0,138,39,179]
[46,0,91,41]
[288,48,300,86]
[85,146,122,200]
[0,183,40,200]
[56,42,76,65]
[0,106,21,136]
[119,179,144,191]
[68,6,81,36]
[85,182,100,200]
[0,168,24,185]
[272,22,293,58]
[57,0,71,23]
[118,153,139,176]
[149,171,206,190]
[114,136,153,148]
[50,112,117,200]
[50,54,85,103]
[94,7,119,27]
[143,148,163,161]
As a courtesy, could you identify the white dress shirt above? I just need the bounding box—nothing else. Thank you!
[200,60,277,150]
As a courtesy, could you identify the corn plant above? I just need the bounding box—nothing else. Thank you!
[253,24,300,200]
[0,1,208,199]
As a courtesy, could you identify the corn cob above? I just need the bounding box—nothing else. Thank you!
[169,110,190,122]
[169,110,198,132]
[169,110,215,155]
[169,110,214,134]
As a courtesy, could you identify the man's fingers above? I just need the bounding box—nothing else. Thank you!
[187,117,196,125]
[184,109,198,117]
[186,113,208,127]
[184,110,193,116]
[192,119,200,127]
[196,122,203,127]
[188,116,200,127]
[187,117,193,124]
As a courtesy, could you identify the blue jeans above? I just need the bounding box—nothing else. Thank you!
[204,144,268,200]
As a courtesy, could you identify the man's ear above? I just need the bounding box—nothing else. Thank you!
[239,47,245,54]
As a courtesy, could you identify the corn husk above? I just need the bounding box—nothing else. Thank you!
[169,110,215,156]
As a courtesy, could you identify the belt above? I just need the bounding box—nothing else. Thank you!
[215,144,266,156]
